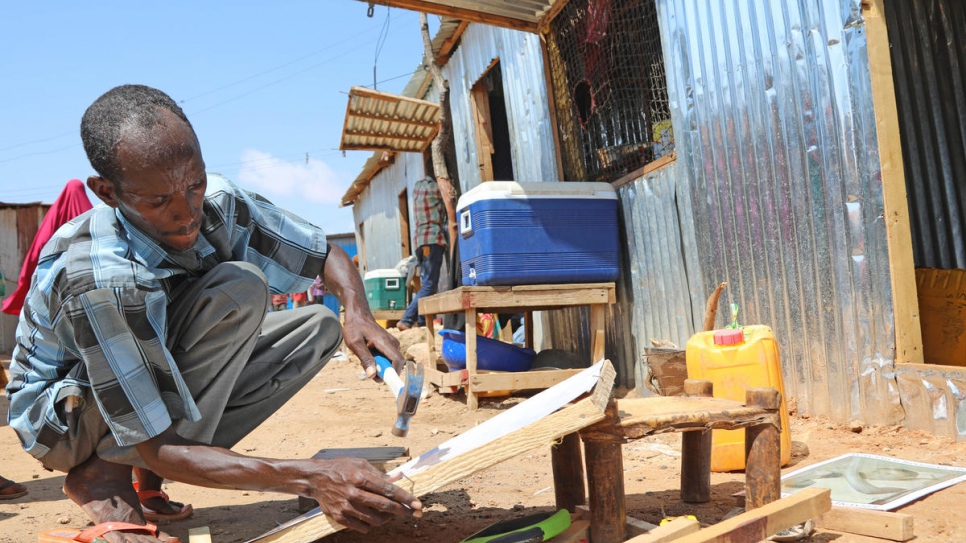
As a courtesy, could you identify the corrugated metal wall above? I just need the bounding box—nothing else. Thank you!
[618,161,706,350]
[649,0,902,423]
[352,152,427,271]
[444,24,559,191]
[884,0,966,270]
[0,206,46,353]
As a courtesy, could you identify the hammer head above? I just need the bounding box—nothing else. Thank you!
[392,360,424,437]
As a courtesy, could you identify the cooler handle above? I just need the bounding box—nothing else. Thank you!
[460,209,473,238]
[385,278,400,290]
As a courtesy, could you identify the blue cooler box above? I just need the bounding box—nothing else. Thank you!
[457,181,620,286]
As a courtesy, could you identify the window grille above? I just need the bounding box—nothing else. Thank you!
[546,0,673,182]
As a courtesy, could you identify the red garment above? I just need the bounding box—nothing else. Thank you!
[2,180,93,316]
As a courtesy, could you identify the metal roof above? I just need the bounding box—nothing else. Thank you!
[338,86,441,153]
[360,0,567,33]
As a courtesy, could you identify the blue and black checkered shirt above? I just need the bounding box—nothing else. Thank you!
[6,174,327,459]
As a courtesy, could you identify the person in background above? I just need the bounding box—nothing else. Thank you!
[291,290,308,308]
[310,275,326,305]
[271,293,289,312]
[397,175,447,331]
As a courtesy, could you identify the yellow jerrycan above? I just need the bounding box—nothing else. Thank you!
[685,325,791,472]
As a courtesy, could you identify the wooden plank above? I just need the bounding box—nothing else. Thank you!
[552,519,590,543]
[469,368,584,391]
[864,0,923,364]
[661,488,830,543]
[625,517,701,543]
[817,507,914,541]
[576,505,658,537]
[611,153,677,190]
[435,20,470,65]
[188,527,212,543]
[539,34,566,181]
[537,0,574,34]
[465,307,480,410]
[346,111,440,130]
[580,396,777,441]
[425,365,466,388]
[418,284,615,315]
[249,361,616,543]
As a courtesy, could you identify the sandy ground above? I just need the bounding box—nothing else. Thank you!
[3,328,966,543]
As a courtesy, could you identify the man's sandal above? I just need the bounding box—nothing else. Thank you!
[132,481,194,522]
[0,479,28,500]
[38,521,181,543]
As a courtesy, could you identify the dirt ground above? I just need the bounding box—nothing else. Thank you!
[3,327,966,543]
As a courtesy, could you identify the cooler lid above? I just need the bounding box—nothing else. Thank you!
[457,181,617,211]
[364,268,404,280]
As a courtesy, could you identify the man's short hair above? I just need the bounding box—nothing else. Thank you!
[80,84,195,182]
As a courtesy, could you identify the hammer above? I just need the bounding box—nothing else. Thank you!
[373,353,424,437]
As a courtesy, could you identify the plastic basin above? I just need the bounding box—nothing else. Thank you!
[439,329,536,372]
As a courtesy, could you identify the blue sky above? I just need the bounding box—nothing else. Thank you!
[0,2,436,236]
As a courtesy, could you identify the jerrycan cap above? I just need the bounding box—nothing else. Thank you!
[714,328,745,346]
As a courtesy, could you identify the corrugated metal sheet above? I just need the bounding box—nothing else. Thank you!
[339,86,441,153]
[353,152,427,271]
[884,0,966,270]
[896,364,966,441]
[618,161,705,352]
[0,205,46,353]
[444,23,559,192]
[654,0,901,424]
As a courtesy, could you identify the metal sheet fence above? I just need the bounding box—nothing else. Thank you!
[653,0,900,423]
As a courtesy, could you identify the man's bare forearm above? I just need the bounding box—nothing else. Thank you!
[321,244,369,319]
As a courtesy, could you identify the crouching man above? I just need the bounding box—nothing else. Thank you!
[6,84,420,543]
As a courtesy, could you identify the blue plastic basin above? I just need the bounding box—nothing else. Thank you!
[439,329,536,372]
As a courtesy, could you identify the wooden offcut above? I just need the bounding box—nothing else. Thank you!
[660,488,831,543]
[624,517,701,543]
[817,507,915,541]
[248,361,616,543]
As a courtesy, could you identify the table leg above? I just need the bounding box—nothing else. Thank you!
[582,401,625,543]
[551,432,585,512]
[745,387,782,510]
[681,380,713,503]
[465,308,479,410]
[590,304,605,363]
[425,312,436,370]
[524,311,534,350]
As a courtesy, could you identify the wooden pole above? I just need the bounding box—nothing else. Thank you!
[419,13,459,260]
[582,401,626,543]
[551,432,586,512]
[744,388,782,510]
[681,380,713,503]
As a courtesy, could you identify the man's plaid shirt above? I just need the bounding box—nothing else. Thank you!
[412,177,447,248]
[6,174,327,459]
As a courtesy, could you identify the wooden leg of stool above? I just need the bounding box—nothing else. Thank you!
[583,402,625,543]
[681,379,713,503]
[552,432,585,512]
[745,387,782,510]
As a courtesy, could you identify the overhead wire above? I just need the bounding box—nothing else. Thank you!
[2,9,414,164]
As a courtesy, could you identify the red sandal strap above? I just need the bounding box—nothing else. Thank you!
[75,521,158,543]
[136,489,170,502]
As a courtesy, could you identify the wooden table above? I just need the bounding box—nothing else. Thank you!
[552,382,784,543]
[418,283,616,409]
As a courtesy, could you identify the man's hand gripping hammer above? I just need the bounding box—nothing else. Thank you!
[374,354,424,437]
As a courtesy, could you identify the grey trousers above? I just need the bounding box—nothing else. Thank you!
[43,262,341,471]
